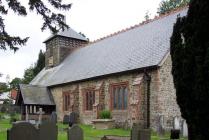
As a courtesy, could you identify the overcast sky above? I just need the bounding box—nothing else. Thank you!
[0,0,162,83]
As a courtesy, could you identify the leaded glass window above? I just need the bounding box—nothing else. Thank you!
[111,84,128,110]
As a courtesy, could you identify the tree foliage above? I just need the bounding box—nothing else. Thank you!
[9,77,22,89]
[0,0,71,51]
[170,0,209,139]
[33,50,45,76]
[0,82,9,93]
[22,49,45,84]
[22,65,34,84]
[158,0,190,15]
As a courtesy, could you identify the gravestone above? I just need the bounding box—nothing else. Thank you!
[63,115,70,124]
[7,122,38,140]
[182,120,188,137]
[174,117,180,130]
[170,129,180,139]
[68,124,83,140]
[131,123,151,140]
[157,115,165,136]
[131,123,142,140]
[69,112,79,127]
[50,111,57,124]
[39,122,58,140]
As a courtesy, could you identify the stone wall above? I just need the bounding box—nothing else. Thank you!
[50,71,159,128]
[49,54,181,129]
[50,84,79,121]
[157,54,181,129]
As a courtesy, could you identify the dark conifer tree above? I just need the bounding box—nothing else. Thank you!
[170,0,209,139]
[33,50,45,76]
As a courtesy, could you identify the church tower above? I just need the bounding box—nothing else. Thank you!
[44,28,88,68]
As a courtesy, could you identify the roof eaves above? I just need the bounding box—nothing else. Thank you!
[43,34,88,43]
[47,65,159,88]
[157,50,170,67]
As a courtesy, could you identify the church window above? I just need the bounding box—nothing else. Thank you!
[85,89,95,111]
[63,91,71,111]
[111,83,128,110]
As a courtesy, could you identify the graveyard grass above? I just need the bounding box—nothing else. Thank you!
[0,113,187,140]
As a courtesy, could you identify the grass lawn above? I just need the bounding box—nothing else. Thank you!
[0,114,187,140]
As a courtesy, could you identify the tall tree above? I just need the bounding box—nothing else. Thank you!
[0,0,71,51]
[33,50,45,76]
[9,77,22,89]
[158,0,190,15]
[22,66,34,84]
[170,0,209,139]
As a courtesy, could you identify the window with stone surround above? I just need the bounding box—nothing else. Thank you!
[63,91,71,111]
[84,89,95,111]
[111,83,128,110]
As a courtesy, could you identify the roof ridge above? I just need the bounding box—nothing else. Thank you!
[90,5,188,45]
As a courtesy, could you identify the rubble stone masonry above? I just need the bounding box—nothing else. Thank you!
[50,53,181,130]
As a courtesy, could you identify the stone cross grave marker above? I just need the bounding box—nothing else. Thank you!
[182,120,188,137]
[68,124,83,140]
[7,122,38,140]
[36,108,44,125]
[174,116,180,130]
[50,111,57,124]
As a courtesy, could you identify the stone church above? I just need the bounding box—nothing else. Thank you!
[18,8,187,129]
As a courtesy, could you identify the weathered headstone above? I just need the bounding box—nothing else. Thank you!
[63,115,69,124]
[131,123,142,140]
[39,122,58,140]
[7,122,38,140]
[182,120,188,137]
[174,117,180,130]
[69,112,79,127]
[170,129,180,139]
[131,123,151,140]
[68,124,83,140]
[50,111,57,124]
[157,115,165,136]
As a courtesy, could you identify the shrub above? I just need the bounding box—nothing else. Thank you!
[10,114,20,123]
[99,110,111,119]
[10,117,17,123]
[1,106,6,113]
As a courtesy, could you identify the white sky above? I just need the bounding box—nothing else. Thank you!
[0,0,162,82]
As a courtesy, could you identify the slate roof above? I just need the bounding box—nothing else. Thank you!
[31,8,188,87]
[18,84,55,105]
[43,27,88,43]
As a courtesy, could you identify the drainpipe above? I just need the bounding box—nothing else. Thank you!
[144,71,151,129]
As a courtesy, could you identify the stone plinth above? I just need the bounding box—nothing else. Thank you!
[92,119,115,130]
